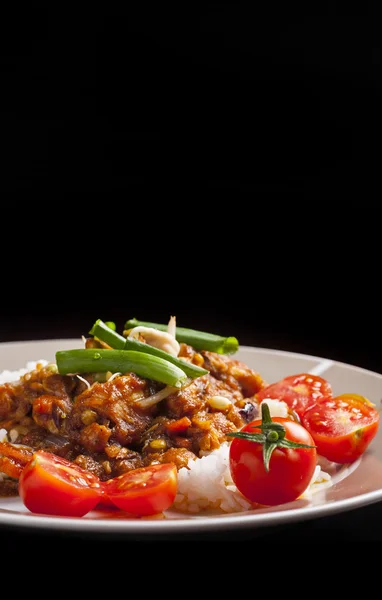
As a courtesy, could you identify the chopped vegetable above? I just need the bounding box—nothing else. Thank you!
[128,324,180,357]
[90,319,208,379]
[165,416,192,433]
[302,393,380,463]
[123,338,208,378]
[256,373,333,418]
[0,440,34,479]
[89,319,126,349]
[103,463,178,516]
[124,318,239,355]
[19,450,103,517]
[56,349,188,388]
[18,451,177,518]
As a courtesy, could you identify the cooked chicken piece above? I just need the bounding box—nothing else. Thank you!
[201,351,264,397]
[69,373,156,447]
[0,346,266,494]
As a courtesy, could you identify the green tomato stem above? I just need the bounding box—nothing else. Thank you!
[227,403,316,472]
[267,430,279,442]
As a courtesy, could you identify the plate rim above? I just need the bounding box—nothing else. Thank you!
[2,484,382,534]
[1,338,382,535]
[1,338,381,379]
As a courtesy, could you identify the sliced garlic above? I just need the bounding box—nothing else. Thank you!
[128,325,180,357]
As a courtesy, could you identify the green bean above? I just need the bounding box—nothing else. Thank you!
[89,319,126,349]
[56,349,188,388]
[90,319,208,379]
[124,319,239,355]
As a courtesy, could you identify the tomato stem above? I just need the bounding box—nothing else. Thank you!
[227,403,316,472]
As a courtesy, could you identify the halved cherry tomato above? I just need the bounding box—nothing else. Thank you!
[96,497,118,509]
[302,394,380,463]
[104,463,178,516]
[19,451,103,517]
[229,418,317,506]
[256,373,332,417]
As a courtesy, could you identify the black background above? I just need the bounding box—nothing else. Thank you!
[0,6,381,545]
[1,6,381,370]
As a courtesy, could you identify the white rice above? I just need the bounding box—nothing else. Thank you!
[174,398,331,513]
[0,360,48,385]
[0,362,331,512]
[174,442,332,514]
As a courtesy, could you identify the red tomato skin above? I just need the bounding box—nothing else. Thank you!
[302,395,380,463]
[229,418,317,506]
[256,374,332,417]
[96,495,118,509]
[104,463,178,516]
[19,451,102,517]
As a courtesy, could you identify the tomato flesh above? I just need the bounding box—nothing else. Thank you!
[104,463,178,516]
[96,495,118,509]
[257,373,332,417]
[19,451,103,517]
[229,418,317,506]
[302,394,380,463]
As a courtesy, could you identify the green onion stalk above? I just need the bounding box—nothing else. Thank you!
[56,349,188,388]
[89,319,208,379]
[89,319,126,349]
[124,318,239,355]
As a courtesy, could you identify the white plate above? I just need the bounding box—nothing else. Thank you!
[1,339,382,536]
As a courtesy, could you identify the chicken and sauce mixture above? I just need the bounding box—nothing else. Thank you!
[0,344,265,496]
